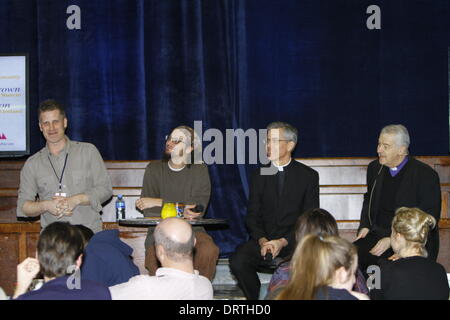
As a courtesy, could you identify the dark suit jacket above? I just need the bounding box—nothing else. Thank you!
[359,157,441,260]
[246,160,320,252]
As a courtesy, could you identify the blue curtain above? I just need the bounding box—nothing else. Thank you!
[1,0,449,256]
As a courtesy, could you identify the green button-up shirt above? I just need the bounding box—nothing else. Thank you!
[17,137,112,232]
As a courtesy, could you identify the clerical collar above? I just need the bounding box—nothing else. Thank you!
[389,156,408,177]
[273,158,292,172]
[168,161,185,172]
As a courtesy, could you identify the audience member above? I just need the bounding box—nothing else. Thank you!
[266,208,368,299]
[109,218,213,300]
[14,222,111,300]
[370,207,449,300]
[80,229,140,286]
[74,224,94,247]
[276,234,369,300]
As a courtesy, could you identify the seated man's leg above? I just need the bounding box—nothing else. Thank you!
[229,240,263,300]
[354,232,392,278]
[193,231,220,281]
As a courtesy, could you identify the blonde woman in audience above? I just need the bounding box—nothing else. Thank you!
[370,207,449,300]
[276,234,369,300]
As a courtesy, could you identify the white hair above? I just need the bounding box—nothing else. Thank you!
[267,121,298,145]
[380,124,410,148]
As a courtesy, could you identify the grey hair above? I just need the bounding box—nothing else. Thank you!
[380,124,410,148]
[154,224,195,262]
[266,121,298,145]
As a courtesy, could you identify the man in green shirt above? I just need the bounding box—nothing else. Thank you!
[16,99,112,233]
[136,126,219,280]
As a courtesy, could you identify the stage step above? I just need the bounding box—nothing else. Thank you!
[212,259,273,300]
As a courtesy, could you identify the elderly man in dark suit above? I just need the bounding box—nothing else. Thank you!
[230,121,320,300]
[354,124,441,275]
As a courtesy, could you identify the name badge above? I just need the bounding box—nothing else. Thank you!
[55,192,67,197]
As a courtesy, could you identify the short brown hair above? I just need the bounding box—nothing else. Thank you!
[37,222,84,278]
[38,99,66,119]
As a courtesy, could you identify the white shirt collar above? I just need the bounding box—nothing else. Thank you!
[168,161,186,172]
[273,158,292,172]
[155,267,199,277]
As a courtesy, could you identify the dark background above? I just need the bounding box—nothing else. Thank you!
[1,0,449,255]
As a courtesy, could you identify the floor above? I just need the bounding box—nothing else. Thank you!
[212,260,273,300]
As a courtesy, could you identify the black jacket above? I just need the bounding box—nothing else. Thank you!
[370,256,449,300]
[359,157,441,260]
[246,160,319,251]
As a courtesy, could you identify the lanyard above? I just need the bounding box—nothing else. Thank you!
[48,153,69,192]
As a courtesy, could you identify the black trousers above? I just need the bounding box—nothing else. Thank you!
[353,231,393,278]
[229,239,292,300]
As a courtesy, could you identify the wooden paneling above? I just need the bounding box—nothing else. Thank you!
[2,158,450,224]
[0,161,22,189]
[108,169,146,188]
[0,232,19,297]
[312,165,368,185]
[320,194,364,221]
[0,197,19,223]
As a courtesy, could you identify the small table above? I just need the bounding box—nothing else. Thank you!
[119,217,228,227]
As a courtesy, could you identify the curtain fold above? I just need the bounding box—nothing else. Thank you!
[0,0,449,256]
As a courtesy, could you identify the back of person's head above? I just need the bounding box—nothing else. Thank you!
[154,218,195,262]
[295,208,338,243]
[73,225,94,248]
[276,235,357,300]
[38,99,66,119]
[392,207,436,257]
[37,222,84,278]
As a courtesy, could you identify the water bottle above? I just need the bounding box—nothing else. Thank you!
[115,195,126,221]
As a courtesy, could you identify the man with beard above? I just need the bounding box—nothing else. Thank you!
[136,126,219,281]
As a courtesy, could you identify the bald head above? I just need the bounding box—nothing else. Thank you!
[154,218,195,262]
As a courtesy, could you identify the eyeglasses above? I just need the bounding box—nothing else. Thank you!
[165,135,185,145]
[263,138,291,145]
